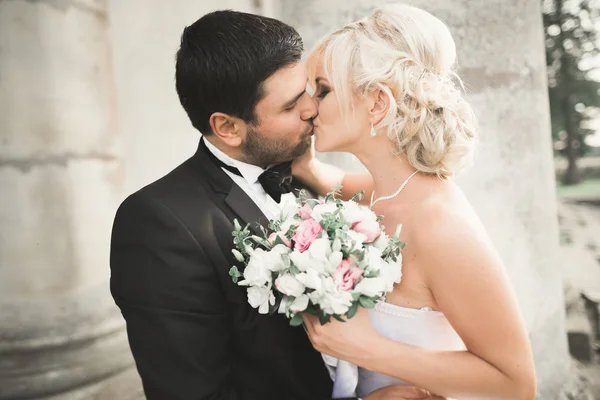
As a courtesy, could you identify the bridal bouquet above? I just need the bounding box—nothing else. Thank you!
[229,188,405,326]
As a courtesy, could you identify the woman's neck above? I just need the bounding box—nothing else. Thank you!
[349,137,420,204]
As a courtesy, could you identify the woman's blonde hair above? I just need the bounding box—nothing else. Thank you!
[306,3,478,178]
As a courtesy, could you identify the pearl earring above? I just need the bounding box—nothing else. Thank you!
[370,122,376,137]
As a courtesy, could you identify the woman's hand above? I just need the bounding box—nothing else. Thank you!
[302,307,380,362]
[291,137,317,183]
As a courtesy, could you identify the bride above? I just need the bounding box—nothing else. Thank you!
[293,4,536,399]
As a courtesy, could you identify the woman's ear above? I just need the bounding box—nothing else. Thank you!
[208,112,244,147]
[369,87,391,126]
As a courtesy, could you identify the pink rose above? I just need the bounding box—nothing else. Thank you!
[352,219,381,243]
[292,218,323,252]
[268,231,292,248]
[298,204,313,220]
[332,258,364,292]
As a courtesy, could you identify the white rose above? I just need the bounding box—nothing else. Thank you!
[320,275,338,293]
[353,277,387,297]
[279,193,300,219]
[319,290,353,315]
[332,237,342,252]
[373,232,390,251]
[328,251,343,273]
[364,247,384,272]
[289,249,313,272]
[307,290,321,305]
[308,237,332,264]
[342,200,377,224]
[239,249,272,286]
[296,268,323,291]
[382,258,403,285]
[275,274,306,297]
[310,202,338,222]
[289,294,309,313]
[247,286,275,314]
[279,218,297,236]
[309,237,331,257]
[345,229,368,251]
[264,245,289,272]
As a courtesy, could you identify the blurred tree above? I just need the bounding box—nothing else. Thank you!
[543,0,600,185]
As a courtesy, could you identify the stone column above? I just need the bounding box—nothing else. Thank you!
[0,1,139,398]
[279,0,571,397]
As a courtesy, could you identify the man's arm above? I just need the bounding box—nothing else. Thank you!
[110,193,248,399]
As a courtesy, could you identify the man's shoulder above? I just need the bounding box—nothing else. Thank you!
[126,158,214,209]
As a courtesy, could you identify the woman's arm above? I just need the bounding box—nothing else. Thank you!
[292,153,374,204]
[304,205,536,400]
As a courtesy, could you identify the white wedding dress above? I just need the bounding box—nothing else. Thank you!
[324,301,465,398]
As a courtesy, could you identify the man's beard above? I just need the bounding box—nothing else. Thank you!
[241,126,312,167]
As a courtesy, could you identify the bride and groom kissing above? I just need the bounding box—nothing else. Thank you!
[109,4,536,400]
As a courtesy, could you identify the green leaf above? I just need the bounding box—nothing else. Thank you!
[333,314,346,323]
[273,235,285,247]
[365,269,381,278]
[346,302,359,319]
[285,226,297,240]
[305,305,318,315]
[229,266,242,283]
[268,219,281,232]
[233,219,242,231]
[359,296,376,309]
[289,313,304,327]
[269,296,283,316]
[231,249,245,263]
[318,312,331,325]
[352,190,365,202]
[281,253,291,268]
[307,199,320,208]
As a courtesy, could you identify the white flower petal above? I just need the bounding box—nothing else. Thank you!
[296,269,323,291]
[247,286,271,312]
[289,294,309,313]
[275,274,306,297]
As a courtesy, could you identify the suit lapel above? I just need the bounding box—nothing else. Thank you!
[225,184,270,237]
[188,139,271,237]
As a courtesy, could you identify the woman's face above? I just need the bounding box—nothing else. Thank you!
[311,59,371,153]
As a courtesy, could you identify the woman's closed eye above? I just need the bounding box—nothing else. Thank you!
[316,88,330,99]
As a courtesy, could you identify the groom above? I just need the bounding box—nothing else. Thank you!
[109,10,341,399]
[110,9,429,400]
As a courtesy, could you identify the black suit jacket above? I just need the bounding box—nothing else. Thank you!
[110,141,355,400]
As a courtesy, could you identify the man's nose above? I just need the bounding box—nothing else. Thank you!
[300,92,318,121]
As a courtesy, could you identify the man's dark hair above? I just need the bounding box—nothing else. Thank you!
[175,10,304,135]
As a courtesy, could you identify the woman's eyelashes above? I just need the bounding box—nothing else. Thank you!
[316,87,330,99]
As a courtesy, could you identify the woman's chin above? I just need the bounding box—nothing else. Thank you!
[314,138,334,153]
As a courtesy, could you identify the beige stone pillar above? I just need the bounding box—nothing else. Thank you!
[0,1,139,398]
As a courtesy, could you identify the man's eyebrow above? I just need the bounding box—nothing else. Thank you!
[283,89,306,109]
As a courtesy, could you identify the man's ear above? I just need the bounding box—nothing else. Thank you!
[209,112,244,147]
[369,88,391,126]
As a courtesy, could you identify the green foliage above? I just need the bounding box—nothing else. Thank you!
[543,0,600,162]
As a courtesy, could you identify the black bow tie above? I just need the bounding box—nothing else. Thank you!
[200,140,293,203]
[257,162,294,203]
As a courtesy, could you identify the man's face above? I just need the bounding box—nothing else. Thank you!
[241,62,317,167]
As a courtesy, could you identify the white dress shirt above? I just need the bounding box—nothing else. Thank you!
[203,137,282,220]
